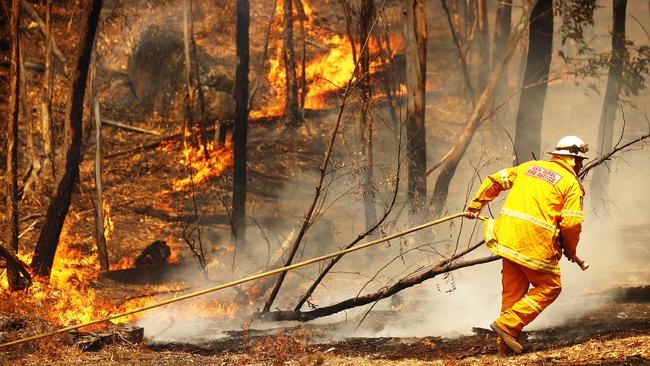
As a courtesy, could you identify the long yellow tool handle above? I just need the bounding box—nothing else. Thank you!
[0,212,468,348]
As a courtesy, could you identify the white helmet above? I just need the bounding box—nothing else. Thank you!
[548,135,589,158]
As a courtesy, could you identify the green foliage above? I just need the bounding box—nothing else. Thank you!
[554,0,598,53]
[553,0,650,98]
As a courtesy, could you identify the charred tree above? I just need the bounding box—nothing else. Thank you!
[4,0,25,291]
[93,98,109,271]
[283,0,301,126]
[359,0,378,237]
[31,0,102,277]
[591,0,627,207]
[232,0,250,246]
[294,0,308,113]
[404,0,428,218]
[41,0,55,182]
[477,0,489,91]
[182,0,209,156]
[513,0,553,163]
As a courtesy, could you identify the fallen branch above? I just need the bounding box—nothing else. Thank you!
[261,243,498,322]
[102,118,162,135]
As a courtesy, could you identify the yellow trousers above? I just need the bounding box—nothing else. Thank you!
[495,258,562,338]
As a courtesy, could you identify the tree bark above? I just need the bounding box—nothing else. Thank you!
[513,0,553,163]
[41,0,55,182]
[232,0,250,247]
[282,0,301,126]
[93,98,109,271]
[31,0,103,277]
[359,0,378,238]
[294,0,307,114]
[404,0,428,217]
[182,0,197,150]
[477,0,489,91]
[5,0,24,290]
[591,0,627,207]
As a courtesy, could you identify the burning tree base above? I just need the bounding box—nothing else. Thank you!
[69,325,143,352]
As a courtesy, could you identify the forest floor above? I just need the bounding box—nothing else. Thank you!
[1,0,650,365]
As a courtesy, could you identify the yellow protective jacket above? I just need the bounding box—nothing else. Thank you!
[468,158,584,274]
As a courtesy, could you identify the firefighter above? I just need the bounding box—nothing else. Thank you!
[465,136,588,355]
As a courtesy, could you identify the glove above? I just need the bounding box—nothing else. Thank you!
[465,207,480,219]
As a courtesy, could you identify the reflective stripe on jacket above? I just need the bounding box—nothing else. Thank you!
[468,158,584,274]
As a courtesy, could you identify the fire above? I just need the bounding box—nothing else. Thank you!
[157,139,233,193]
[102,201,114,242]
[250,0,404,119]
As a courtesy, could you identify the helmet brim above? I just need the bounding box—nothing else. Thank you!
[547,151,589,159]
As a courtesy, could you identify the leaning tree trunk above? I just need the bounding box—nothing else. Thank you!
[232,0,250,247]
[430,0,536,215]
[31,0,103,277]
[283,0,300,126]
[477,0,489,91]
[513,0,553,163]
[5,0,24,291]
[404,0,428,218]
[591,0,627,208]
[359,0,378,237]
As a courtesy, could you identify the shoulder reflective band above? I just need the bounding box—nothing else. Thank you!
[500,208,555,232]
[499,169,511,189]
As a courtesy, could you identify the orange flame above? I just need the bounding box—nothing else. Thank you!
[250,0,404,119]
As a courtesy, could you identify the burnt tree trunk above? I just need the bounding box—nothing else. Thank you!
[283,0,300,126]
[360,0,378,237]
[513,0,553,163]
[294,0,307,114]
[5,0,24,291]
[182,0,196,149]
[477,0,489,91]
[31,0,103,277]
[41,0,55,182]
[93,98,109,270]
[591,0,627,208]
[232,0,250,246]
[404,0,428,217]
